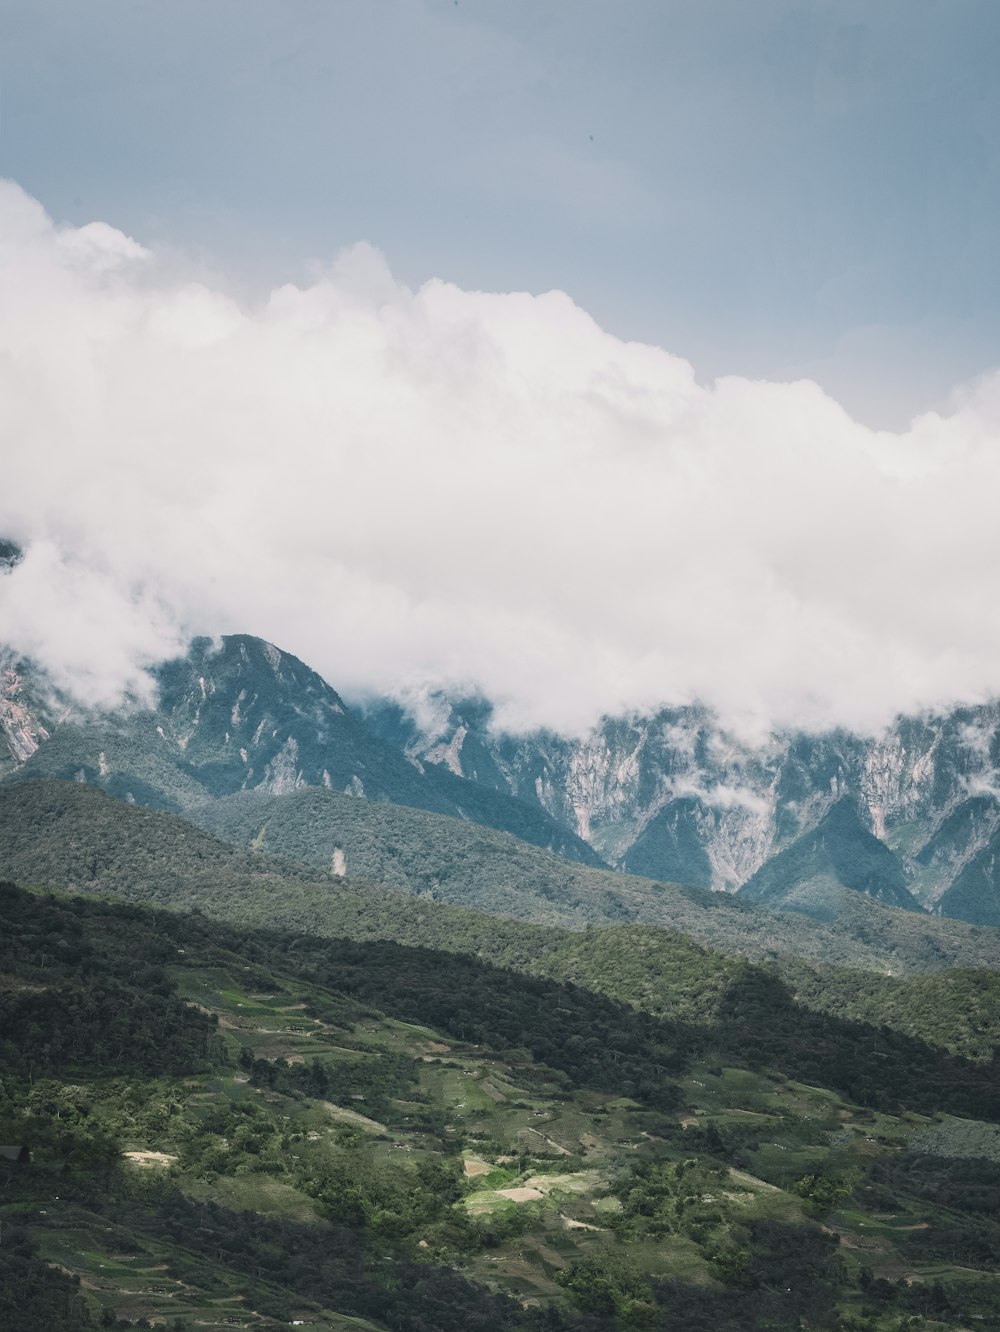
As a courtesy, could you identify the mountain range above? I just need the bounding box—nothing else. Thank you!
[6,628,1000,927]
[6,623,1000,1330]
[365,689,1000,925]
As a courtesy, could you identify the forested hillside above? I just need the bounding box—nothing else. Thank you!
[4,881,1000,1331]
[6,775,1000,1329]
[6,780,996,979]
[3,780,1000,1069]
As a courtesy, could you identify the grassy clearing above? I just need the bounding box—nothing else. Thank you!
[183,1171,325,1223]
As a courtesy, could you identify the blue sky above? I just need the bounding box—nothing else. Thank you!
[5,0,999,427]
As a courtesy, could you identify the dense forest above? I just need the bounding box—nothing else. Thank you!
[4,781,999,975]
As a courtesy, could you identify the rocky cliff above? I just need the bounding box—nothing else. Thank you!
[364,693,1000,919]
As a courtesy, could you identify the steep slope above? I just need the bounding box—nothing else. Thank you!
[4,780,999,976]
[620,795,715,884]
[365,698,848,881]
[2,635,602,866]
[7,881,1000,1332]
[938,826,1000,927]
[737,799,921,916]
[367,694,1000,923]
[0,653,62,782]
[153,635,454,805]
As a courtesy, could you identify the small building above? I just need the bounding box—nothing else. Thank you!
[0,1146,30,1163]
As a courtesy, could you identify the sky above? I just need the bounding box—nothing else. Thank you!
[2,1,1000,738]
[5,0,1000,424]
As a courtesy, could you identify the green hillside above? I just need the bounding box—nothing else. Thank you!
[739,799,921,914]
[4,781,1000,980]
[187,785,681,925]
[4,779,1000,1067]
[4,881,1000,1331]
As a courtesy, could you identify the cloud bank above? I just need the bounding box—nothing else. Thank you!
[3,181,1000,739]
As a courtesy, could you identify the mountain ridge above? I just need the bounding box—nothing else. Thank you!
[365,692,1000,924]
[738,799,921,916]
[8,628,1000,926]
[1,635,604,867]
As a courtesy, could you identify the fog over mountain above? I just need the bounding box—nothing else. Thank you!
[4,181,1000,740]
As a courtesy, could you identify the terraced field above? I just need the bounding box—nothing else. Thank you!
[5,884,1000,1330]
[21,963,996,1324]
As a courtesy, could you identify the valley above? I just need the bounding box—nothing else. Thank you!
[4,13,998,1329]
[3,634,1000,1330]
[4,883,1000,1331]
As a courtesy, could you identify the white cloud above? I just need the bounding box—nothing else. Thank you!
[0,542,183,709]
[3,181,1000,739]
[959,723,994,760]
[667,776,772,817]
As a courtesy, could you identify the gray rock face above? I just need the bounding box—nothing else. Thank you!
[363,694,1000,921]
[0,636,602,866]
[6,623,1000,925]
[0,660,51,772]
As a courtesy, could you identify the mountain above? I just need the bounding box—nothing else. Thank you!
[10,624,1000,927]
[1,635,602,866]
[737,798,921,916]
[0,651,62,780]
[365,694,1000,922]
[938,824,1000,926]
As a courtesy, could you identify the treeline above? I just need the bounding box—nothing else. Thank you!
[299,937,684,1107]
[710,962,1000,1120]
[4,882,999,1123]
[0,884,222,1079]
[778,958,1000,1059]
[0,1226,92,1332]
[228,928,1000,1121]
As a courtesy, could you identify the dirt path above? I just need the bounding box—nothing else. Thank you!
[123,1151,177,1168]
[728,1167,780,1192]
